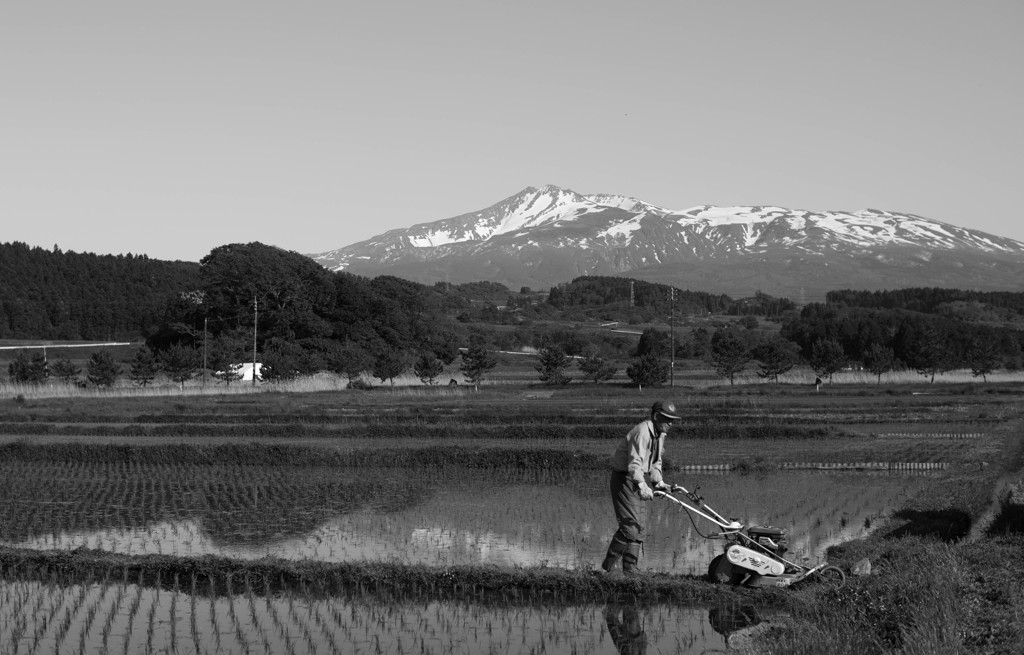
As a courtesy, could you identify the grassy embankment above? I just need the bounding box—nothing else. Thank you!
[749,412,1024,655]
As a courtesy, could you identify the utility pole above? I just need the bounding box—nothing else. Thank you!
[252,295,258,387]
[202,317,208,387]
[669,287,675,387]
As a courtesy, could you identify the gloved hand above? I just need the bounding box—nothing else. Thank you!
[637,482,654,500]
[653,480,671,492]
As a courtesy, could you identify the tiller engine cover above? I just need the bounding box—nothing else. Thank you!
[725,544,785,576]
[747,526,788,555]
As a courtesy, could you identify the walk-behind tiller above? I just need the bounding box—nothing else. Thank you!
[657,485,846,589]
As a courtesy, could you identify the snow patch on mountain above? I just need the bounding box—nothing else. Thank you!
[598,215,644,241]
[494,187,594,235]
[585,194,671,215]
[408,231,458,247]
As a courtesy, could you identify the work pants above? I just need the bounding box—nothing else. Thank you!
[610,470,646,543]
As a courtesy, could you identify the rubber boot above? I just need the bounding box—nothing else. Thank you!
[601,536,629,572]
[622,541,642,574]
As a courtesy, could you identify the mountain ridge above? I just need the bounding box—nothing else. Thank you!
[308,185,1024,298]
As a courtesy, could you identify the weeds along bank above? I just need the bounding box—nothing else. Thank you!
[0,547,771,606]
[4,365,1024,402]
[749,414,1024,655]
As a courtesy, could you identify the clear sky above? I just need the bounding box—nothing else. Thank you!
[2,1,1022,263]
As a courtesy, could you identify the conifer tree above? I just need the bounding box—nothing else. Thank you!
[460,335,497,391]
[49,356,81,385]
[578,350,617,383]
[8,350,48,384]
[86,351,121,387]
[413,351,444,385]
[128,345,158,387]
[710,330,750,385]
[159,343,199,389]
[536,346,572,385]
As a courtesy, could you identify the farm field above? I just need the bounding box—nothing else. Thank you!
[0,383,1021,653]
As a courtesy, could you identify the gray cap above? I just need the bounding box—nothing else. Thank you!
[651,400,680,420]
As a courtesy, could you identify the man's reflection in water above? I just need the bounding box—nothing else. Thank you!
[603,603,647,655]
[709,602,762,646]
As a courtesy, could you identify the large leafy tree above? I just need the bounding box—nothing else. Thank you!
[422,326,462,365]
[809,338,847,382]
[906,322,952,384]
[198,242,336,345]
[709,330,750,385]
[372,350,408,387]
[260,340,312,382]
[752,337,798,383]
[967,336,1002,382]
[328,342,374,385]
[680,327,711,359]
[863,343,895,384]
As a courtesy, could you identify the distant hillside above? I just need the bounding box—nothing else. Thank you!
[0,242,201,341]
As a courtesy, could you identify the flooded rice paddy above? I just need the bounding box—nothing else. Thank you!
[0,567,778,655]
[0,462,931,574]
[0,459,938,653]
[0,385,1007,653]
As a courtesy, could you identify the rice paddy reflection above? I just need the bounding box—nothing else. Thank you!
[0,462,930,574]
[0,566,776,655]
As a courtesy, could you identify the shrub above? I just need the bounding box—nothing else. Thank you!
[626,354,669,388]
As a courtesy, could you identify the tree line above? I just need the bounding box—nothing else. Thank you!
[546,276,796,319]
[5,241,1024,388]
[826,287,1024,316]
[780,303,1023,382]
[0,242,201,341]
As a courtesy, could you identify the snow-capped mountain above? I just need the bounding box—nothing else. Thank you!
[308,185,1024,298]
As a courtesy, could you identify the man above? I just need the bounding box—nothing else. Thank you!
[601,400,681,573]
[604,602,648,654]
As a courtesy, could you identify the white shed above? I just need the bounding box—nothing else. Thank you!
[232,362,262,381]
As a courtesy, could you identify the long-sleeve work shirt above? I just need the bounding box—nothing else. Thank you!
[610,419,666,486]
